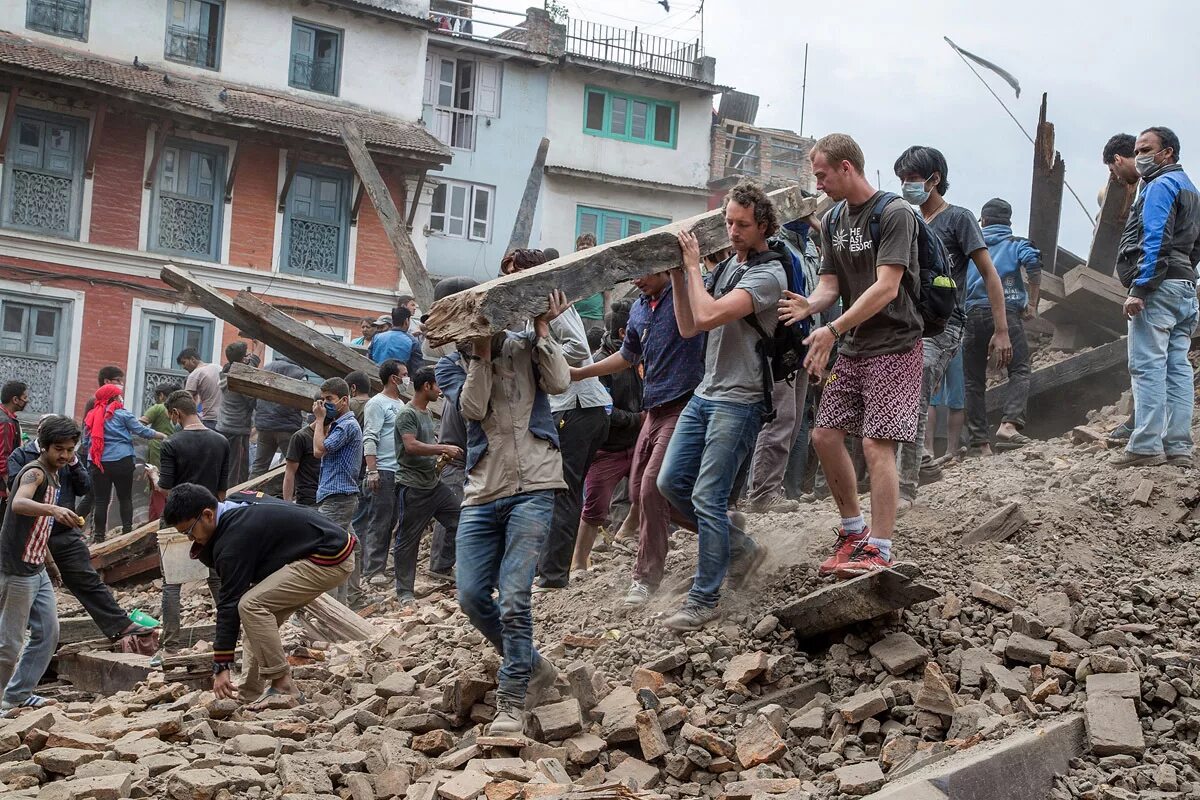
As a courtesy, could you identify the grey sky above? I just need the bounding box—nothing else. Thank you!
[485,0,1197,256]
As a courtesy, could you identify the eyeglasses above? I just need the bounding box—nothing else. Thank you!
[182,517,201,540]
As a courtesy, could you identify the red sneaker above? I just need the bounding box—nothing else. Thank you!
[835,540,893,579]
[818,527,869,576]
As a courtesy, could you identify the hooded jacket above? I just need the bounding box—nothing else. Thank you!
[966,224,1042,312]
[1117,163,1200,297]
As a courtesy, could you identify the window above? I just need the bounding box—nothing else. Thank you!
[281,164,351,281]
[164,0,222,69]
[582,86,677,148]
[429,180,493,242]
[290,20,342,95]
[576,206,669,245]
[134,312,213,414]
[149,138,226,261]
[423,54,500,151]
[0,108,87,239]
[0,295,70,414]
[26,0,89,40]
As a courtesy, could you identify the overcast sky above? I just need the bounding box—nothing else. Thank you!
[483,0,1197,255]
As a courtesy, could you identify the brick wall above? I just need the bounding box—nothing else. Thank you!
[88,116,147,249]
[353,170,406,291]
[228,143,280,270]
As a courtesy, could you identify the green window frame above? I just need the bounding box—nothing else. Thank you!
[582,85,677,149]
[575,206,669,245]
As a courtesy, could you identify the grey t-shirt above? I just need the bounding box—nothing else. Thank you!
[694,255,787,404]
[928,204,987,317]
[185,362,222,423]
[395,404,438,490]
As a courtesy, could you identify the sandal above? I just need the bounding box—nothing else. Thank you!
[994,433,1033,450]
[245,687,305,711]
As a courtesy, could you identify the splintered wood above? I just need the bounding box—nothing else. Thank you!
[423,187,821,346]
[961,502,1028,546]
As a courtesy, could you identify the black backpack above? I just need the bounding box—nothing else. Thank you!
[829,192,959,338]
[707,239,807,423]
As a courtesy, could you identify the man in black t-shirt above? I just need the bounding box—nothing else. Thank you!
[148,390,229,655]
[284,422,321,506]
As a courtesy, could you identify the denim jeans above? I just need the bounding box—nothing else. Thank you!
[456,490,554,704]
[362,471,399,578]
[1128,279,1199,456]
[319,493,360,604]
[0,571,58,706]
[784,389,816,499]
[964,306,1031,446]
[657,396,763,609]
[898,318,964,502]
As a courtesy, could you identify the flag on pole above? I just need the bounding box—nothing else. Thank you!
[944,37,1021,98]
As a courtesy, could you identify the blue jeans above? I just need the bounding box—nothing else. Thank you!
[0,571,58,706]
[456,491,554,704]
[1128,279,1199,456]
[657,396,764,609]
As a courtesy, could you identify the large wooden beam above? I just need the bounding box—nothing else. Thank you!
[160,265,267,340]
[1041,265,1126,337]
[1029,94,1065,276]
[227,362,319,411]
[986,336,1127,413]
[506,137,550,253]
[1087,177,1136,276]
[232,291,383,392]
[340,120,435,310]
[424,186,821,346]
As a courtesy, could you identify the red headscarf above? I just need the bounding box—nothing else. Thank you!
[84,384,124,472]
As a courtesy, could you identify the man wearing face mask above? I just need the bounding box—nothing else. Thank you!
[1113,126,1200,467]
[361,360,408,586]
[893,146,1011,501]
[313,378,363,603]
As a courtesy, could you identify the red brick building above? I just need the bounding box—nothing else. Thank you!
[0,0,450,419]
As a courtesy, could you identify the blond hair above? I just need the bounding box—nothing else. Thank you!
[811,133,866,175]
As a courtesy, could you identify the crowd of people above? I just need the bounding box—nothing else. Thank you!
[0,126,1196,732]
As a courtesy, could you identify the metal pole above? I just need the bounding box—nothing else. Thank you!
[699,0,705,53]
[799,43,809,137]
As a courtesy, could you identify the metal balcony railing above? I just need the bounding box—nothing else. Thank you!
[565,18,701,81]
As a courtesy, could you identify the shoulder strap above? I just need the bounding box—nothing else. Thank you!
[867,191,900,245]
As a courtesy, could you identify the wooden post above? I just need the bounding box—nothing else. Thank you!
[339,120,436,309]
[506,137,550,253]
[1028,94,1065,276]
[84,102,107,179]
[1087,177,1137,277]
[424,186,821,346]
[143,121,174,190]
[0,88,18,165]
[223,144,242,203]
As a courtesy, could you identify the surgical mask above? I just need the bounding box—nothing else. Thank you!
[323,402,339,419]
[901,181,931,205]
[1135,151,1163,178]
[401,377,413,389]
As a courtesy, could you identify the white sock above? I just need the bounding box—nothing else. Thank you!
[841,515,866,536]
[868,537,892,561]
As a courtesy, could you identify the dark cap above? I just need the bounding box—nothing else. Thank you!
[980,198,1012,226]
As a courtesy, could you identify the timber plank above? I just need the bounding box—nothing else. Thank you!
[986,336,1127,413]
[340,120,435,309]
[962,502,1027,546]
[160,264,267,340]
[1088,178,1136,276]
[1029,94,1065,276]
[232,291,383,391]
[423,186,821,346]
[227,362,319,411]
[772,563,938,637]
[506,137,550,252]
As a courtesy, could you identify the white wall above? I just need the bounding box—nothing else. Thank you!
[545,67,713,189]
[3,0,427,120]
[539,173,705,261]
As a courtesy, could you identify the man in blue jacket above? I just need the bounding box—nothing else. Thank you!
[962,199,1042,455]
[1115,126,1200,467]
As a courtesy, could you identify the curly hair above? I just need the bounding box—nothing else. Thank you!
[723,180,779,237]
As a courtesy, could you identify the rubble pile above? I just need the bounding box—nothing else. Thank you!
[5,403,1200,800]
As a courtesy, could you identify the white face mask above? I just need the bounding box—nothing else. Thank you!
[1135,150,1164,178]
[401,377,413,389]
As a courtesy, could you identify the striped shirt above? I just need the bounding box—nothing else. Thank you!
[1,462,60,576]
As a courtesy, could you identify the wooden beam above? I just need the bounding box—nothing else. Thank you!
[340,120,435,309]
[84,102,107,179]
[160,265,267,341]
[1028,94,1065,276]
[227,362,318,411]
[350,181,366,226]
[986,336,1127,413]
[143,121,173,190]
[1087,177,1136,276]
[277,152,299,212]
[424,186,822,346]
[223,143,242,202]
[1041,265,1127,336]
[0,88,18,165]
[232,291,383,391]
[405,170,426,230]
[506,136,550,253]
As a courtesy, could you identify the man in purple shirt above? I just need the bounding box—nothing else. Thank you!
[568,270,704,606]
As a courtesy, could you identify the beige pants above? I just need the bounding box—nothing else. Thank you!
[237,555,353,692]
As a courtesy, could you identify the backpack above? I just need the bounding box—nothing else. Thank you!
[707,240,808,423]
[829,192,959,338]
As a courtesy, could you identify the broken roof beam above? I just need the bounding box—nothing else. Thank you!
[1087,177,1137,277]
[227,361,434,417]
[1029,93,1065,276]
[986,336,1127,413]
[423,185,821,346]
[160,265,267,340]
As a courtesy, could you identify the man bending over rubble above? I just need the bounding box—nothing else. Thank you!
[453,289,572,735]
[163,482,355,709]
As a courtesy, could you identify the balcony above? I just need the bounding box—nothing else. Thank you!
[26,0,88,39]
[165,26,218,69]
[564,18,700,82]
